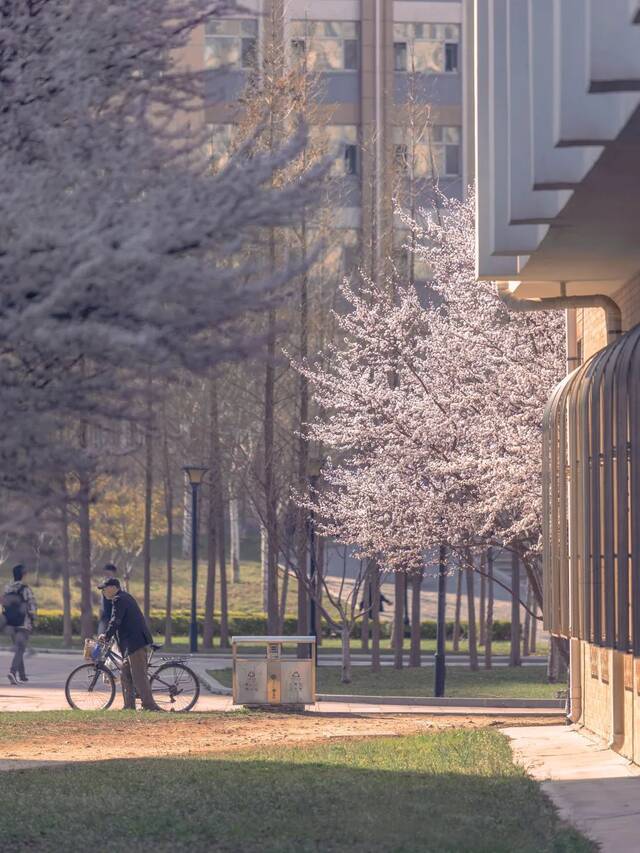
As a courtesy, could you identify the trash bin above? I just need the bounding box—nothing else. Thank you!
[232,636,316,708]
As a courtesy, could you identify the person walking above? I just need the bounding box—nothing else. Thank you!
[97,563,118,635]
[97,578,161,711]
[1,564,37,685]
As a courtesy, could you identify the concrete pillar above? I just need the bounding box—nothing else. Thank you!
[610,650,625,751]
[568,637,582,723]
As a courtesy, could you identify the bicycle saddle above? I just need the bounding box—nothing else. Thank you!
[151,643,163,651]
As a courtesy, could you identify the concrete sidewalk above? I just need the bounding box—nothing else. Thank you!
[0,650,563,717]
[503,724,640,852]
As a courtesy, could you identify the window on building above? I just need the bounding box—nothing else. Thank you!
[392,126,461,178]
[291,38,306,62]
[394,42,408,72]
[393,23,460,73]
[204,18,258,70]
[445,41,459,73]
[310,125,360,176]
[290,21,360,71]
[308,227,360,280]
[344,144,358,175]
[394,143,409,171]
[392,230,433,281]
[207,123,235,171]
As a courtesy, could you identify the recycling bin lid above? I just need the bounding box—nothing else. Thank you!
[231,635,316,644]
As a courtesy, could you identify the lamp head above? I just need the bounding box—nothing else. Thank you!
[183,465,208,486]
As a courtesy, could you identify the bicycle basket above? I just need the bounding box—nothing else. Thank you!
[84,639,99,661]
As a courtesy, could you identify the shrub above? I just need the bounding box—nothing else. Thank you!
[34,609,516,642]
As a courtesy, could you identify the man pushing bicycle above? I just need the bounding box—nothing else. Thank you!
[98,578,161,712]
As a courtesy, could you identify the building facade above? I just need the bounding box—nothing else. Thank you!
[475,0,640,760]
[184,0,472,283]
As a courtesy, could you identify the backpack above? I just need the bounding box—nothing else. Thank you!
[2,584,27,627]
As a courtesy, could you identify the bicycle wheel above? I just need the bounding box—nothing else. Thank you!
[65,663,116,711]
[150,662,200,713]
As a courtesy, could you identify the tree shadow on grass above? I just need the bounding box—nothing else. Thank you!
[1,738,595,853]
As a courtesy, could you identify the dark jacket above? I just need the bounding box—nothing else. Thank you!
[105,590,152,657]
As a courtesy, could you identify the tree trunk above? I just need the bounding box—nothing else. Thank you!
[548,636,568,683]
[142,387,153,620]
[465,554,478,671]
[61,497,72,648]
[77,472,93,640]
[485,547,494,670]
[479,551,486,646]
[409,567,423,667]
[452,567,463,652]
[218,520,229,648]
[296,524,308,653]
[260,522,268,612]
[341,624,352,683]
[182,476,192,558]
[229,496,241,583]
[164,484,174,647]
[393,572,405,669]
[522,583,532,658]
[371,560,381,673]
[161,419,175,646]
[202,483,216,649]
[264,304,279,633]
[510,550,522,666]
[530,601,538,653]
[210,374,229,648]
[279,563,289,629]
[296,243,310,646]
[316,535,325,645]
[361,575,370,652]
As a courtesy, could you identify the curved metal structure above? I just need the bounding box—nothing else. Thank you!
[543,324,640,653]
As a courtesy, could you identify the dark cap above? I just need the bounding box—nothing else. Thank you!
[97,578,121,591]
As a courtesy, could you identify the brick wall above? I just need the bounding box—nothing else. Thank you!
[620,652,634,761]
[577,280,640,361]
[580,642,613,743]
[614,277,640,331]
[578,307,607,360]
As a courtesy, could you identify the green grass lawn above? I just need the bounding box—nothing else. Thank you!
[0,728,591,852]
[211,665,561,700]
[25,558,281,614]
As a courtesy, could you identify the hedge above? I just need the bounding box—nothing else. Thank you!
[34,609,515,641]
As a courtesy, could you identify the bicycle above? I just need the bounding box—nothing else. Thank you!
[64,639,200,712]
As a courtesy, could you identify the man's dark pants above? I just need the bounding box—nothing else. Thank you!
[121,646,159,710]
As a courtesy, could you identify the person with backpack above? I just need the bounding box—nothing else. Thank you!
[1,564,37,685]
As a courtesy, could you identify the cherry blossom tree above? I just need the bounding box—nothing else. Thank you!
[295,192,564,623]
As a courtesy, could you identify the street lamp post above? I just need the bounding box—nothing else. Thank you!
[434,543,448,697]
[184,465,208,654]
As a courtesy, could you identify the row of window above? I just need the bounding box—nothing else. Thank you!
[208,124,461,178]
[204,18,460,74]
[393,126,461,178]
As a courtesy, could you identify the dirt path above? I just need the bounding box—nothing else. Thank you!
[0,712,558,769]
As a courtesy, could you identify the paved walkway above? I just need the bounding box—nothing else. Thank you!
[503,724,640,852]
[0,650,562,717]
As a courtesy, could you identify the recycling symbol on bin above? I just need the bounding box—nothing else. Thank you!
[244,670,258,692]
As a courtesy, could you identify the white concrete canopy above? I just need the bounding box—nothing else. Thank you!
[475,0,640,296]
